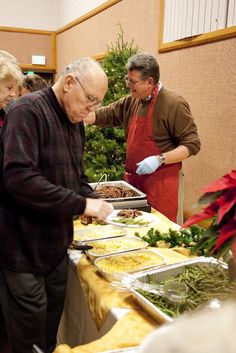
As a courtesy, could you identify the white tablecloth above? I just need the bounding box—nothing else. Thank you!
[57,250,130,347]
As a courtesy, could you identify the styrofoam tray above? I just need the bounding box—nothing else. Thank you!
[130,257,228,323]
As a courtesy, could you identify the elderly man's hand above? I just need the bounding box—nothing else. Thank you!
[136,155,160,175]
[84,198,113,220]
[83,112,96,125]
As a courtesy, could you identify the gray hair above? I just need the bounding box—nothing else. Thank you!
[126,53,160,84]
[61,57,102,78]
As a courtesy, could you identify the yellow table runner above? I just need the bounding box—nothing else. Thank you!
[74,209,189,329]
[73,208,180,235]
[54,309,158,353]
[54,210,190,353]
[77,248,188,330]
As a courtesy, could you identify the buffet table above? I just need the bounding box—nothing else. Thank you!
[55,210,190,353]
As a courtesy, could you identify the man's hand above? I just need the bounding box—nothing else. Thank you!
[136,155,160,175]
[84,198,113,220]
[83,112,96,125]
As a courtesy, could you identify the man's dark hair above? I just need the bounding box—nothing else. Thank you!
[126,53,160,84]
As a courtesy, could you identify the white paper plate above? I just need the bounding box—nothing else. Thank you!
[104,209,157,228]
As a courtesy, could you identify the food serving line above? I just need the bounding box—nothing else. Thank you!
[56,204,190,353]
[55,181,230,353]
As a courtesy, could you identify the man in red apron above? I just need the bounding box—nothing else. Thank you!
[87,53,201,224]
[124,83,180,222]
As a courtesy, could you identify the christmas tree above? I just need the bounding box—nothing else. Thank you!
[84,27,139,182]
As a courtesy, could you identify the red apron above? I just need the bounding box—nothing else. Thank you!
[124,86,180,222]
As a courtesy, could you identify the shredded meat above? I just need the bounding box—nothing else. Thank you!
[117,209,142,218]
[95,185,137,199]
[80,215,93,225]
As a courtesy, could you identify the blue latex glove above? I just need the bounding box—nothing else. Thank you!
[136,155,160,175]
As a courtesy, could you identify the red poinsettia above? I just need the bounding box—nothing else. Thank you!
[182,170,236,257]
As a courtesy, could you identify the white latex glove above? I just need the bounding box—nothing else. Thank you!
[136,155,160,175]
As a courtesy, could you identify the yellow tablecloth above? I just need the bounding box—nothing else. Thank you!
[77,248,188,330]
[54,209,190,353]
[55,309,157,353]
[73,208,180,235]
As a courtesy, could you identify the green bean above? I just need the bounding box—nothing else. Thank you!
[138,264,236,318]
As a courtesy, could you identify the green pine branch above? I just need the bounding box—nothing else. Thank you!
[84,25,139,182]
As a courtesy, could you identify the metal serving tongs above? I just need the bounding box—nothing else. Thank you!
[93,173,108,191]
[111,272,188,304]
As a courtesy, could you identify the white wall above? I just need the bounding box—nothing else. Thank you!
[57,0,109,29]
[0,0,58,30]
[0,0,109,30]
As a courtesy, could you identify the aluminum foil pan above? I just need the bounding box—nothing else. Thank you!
[83,236,148,261]
[130,257,228,324]
[100,348,138,353]
[94,249,166,282]
[90,180,146,201]
[73,225,126,245]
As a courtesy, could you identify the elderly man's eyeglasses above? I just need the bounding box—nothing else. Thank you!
[124,75,148,86]
[74,76,102,108]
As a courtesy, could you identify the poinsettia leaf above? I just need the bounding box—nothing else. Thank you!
[212,241,232,260]
[198,191,222,205]
[182,210,215,228]
[193,233,218,256]
[217,191,236,223]
[182,201,220,229]
[201,170,236,193]
[211,222,236,253]
[203,222,219,237]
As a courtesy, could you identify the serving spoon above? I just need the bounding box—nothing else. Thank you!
[111,272,188,304]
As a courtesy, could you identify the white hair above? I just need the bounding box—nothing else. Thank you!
[60,57,103,78]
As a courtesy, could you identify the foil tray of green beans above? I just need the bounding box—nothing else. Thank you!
[130,257,235,323]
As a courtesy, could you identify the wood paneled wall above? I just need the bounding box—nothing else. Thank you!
[55,0,236,218]
[1,0,235,219]
[0,27,56,72]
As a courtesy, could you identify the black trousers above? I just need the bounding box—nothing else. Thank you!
[0,256,67,353]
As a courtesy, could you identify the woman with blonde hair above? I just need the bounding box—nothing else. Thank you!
[0,57,22,129]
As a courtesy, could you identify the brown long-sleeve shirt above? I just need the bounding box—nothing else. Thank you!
[95,87,201,156]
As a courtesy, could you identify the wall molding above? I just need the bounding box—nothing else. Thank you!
[0,0,119,71]
[159,25,236,53]
[93,52,106,61]
[0,26,56,72]
[56,0,121,34]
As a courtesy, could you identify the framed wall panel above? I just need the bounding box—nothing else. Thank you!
[0,27,56,72]
[227,0,236,26]
[159,0,236,52]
